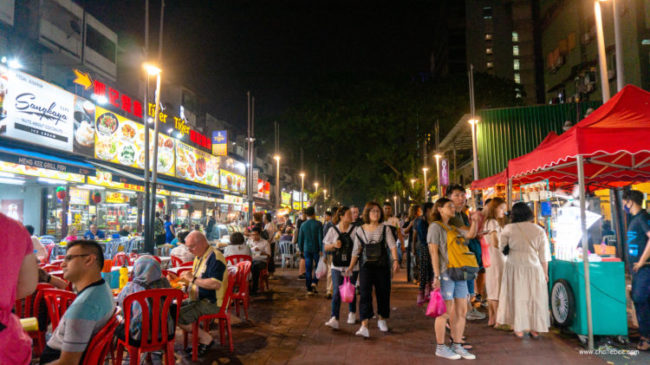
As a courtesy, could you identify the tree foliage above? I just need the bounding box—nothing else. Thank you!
[265,72,523,205]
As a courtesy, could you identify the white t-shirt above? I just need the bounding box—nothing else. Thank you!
[323,223,359,271]
[248,238,271,261]
[224,244,252,259]
[170,244,195,263]
[352,223,397,259]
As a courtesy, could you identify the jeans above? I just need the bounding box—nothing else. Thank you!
[304,251,320,291]
[251,260,268,293]
[440,275,470,301]
[467,279,475,296]
[632,266,650,337]
[331,269,358,319]
[359,265,391,320]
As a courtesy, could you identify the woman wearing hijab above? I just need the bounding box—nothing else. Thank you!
[116,255,173,353]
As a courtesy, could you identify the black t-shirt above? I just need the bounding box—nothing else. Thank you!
[627,210,650,264]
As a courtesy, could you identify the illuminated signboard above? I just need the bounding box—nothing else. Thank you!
[0,161,85,182]
[147,103,211,150]
[175,140,219,187]
[256,179,271,200]
[211,130,227,156]
[69,188,89,205]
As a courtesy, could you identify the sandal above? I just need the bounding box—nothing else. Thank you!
[514,331,525,339]
[445,325,466,341]
[638,337,650,351]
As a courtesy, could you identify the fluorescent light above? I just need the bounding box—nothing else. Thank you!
[167,128,173,134]
[8,59,22,69]
[91,94,108,105]
[0,172,15,178]
[38,177,68,185]
[77,184,105,190]
[0,177,25,185]
[119,190,135,195]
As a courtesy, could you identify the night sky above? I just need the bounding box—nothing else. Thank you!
[86,0,439,130]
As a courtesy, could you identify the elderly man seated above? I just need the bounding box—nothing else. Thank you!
[177,231,228,357]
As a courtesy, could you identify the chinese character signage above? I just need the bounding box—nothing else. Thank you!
[441,158,449,186]
[211,130,227,156]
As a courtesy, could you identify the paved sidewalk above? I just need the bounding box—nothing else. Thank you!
[174,268,617,364]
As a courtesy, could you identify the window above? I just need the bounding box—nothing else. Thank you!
[513,45,519,56]
[485,33,493,41]
[486,48,493,55]
[86,26,115,61]
[512,31,519,43]
[483,6,493,19]
[514,72,521,84]
[513,59,520,70]
[486,61,494,69]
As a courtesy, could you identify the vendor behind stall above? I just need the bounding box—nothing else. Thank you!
[622,190,650,351]
[84,224,106,240]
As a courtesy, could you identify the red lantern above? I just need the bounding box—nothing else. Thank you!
[92,192,102,204]
[157,199,164,209]
[55,186,66,200]
[184,202,191,210]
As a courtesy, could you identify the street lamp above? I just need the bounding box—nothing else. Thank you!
[410,178,416,190]
[143,62,162,252]
[300,172,305,211]
[435,153,442,198]
[323,189,328,200]
[274,155,281,209]
[469,118,479,181]
[422,167,429,202]
[594,0,610,102]
[393,195,398,214]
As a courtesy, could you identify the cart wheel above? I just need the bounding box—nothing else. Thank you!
[551,279,575,327]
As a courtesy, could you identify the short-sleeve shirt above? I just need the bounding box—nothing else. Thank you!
[0,214,33,312]
[627,210,650,264]
[47,279,114,353]
[449,211,469,228]
[352,223,397,258]
[247,239,271,261]
[323,223,359,271]
[224,244,252,261]
[483,219,503,247]
[190,247,228,306]
[170,244,195,263]
[427,221,467,275]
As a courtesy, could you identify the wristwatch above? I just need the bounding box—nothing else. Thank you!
[435,275,441,280]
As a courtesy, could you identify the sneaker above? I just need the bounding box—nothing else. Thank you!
[451,343,476,360]
[377,319,388,332]
[347,312,357,324]
[298,274,306,280]
[325,293,332,299]
[466,308,486,320]
[355,326,370,338]
[435,344,461,360]
[325,316,339,330]
[307,290,315,296]
[311,285,319,294]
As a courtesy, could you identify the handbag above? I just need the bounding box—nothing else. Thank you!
[425,289,446,318]
[339,276,355,303]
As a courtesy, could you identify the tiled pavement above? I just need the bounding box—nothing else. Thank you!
[171,268,626,365]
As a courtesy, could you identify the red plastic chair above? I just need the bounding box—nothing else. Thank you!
[114,252,132,266]
[115,288,184,365]
[14,283,53,356]
[184,270,237,360]
[45,244,55,262]
[225,255,252,266]
[171,256,193,267]
[152,255,162,264]
[232,261,252,320]
[42,288,76,330]
[81,307,122,365]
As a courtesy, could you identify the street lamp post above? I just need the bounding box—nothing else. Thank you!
[594,0,611,102]
[435,153,442,198]
[422,167,429,202]
[300,172,305,211]
[314,182,319,214]
[393,195,397,215]
[410,178,416,190]
[274,155,281,209]
[144,63,162,251]
[469,118,479,181]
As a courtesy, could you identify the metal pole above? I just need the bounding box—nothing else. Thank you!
[423,169,428,202]
[143,0,152,253]
[468,64,476,116]
[594,1,611,102]
[246,92,254,220]
[507,178,513,209]
[577,155,595,351]
[300,175,304,212]
[435,156,441,198]
[612,0,624,91]
[275,158,280,209]
[470,120,479,181]
[149,73,162,244]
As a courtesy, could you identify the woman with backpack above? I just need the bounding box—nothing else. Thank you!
[323,206,359,329]
[496,202,550,338]
[429,198,479,360]
[346,202,400,338]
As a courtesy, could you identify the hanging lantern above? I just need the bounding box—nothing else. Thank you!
[184,202,191,210]
[157,199,164,209]
[55,186,66,200]
[92,192,102,204]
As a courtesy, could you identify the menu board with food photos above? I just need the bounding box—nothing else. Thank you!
[219,157,246,194]
[175,140,220,187]
[94,106,174,175]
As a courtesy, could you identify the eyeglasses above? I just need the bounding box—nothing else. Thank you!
[64,254,90,262]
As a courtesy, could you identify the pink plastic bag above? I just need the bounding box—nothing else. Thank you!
[339,276,355,303]
[480,236,491,268]
[425,289,446,318]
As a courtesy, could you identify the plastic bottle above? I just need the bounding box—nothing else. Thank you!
[119,262,129,289]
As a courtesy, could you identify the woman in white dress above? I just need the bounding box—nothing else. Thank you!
[482,197,507,327]
[496,202,550,338]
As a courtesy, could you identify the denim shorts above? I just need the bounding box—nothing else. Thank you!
[440,275,469,301]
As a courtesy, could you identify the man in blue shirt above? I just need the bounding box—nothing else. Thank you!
[39,240,115,365]
[623,190,650,351]
[298,206,323,295]
[83,224,105,240]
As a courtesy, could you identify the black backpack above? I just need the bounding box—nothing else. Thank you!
[357,225,388,268]
[332,225,355,267]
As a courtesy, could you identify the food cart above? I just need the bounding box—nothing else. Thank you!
[505,85,650,349]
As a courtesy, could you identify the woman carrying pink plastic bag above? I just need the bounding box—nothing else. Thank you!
[425,289,447,318]
[322,207,360,330]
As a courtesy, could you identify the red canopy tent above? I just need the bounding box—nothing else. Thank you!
[503,85,650,350]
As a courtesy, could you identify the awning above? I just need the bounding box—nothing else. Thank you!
[158,178,223,199]
[90,161,145,183]
[0,144,94,175]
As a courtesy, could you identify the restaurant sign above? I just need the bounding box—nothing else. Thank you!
[211,130,227,156]
[0,161,85,182]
